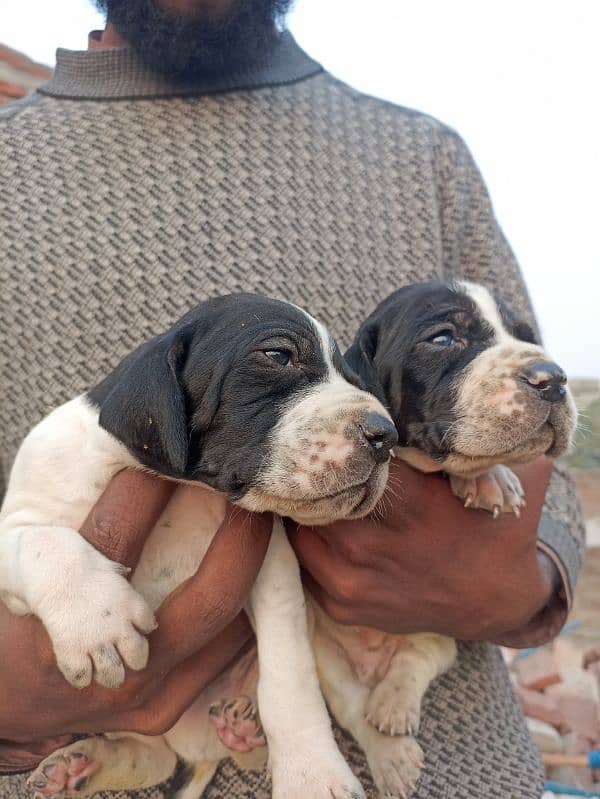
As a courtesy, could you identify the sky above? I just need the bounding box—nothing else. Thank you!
[3,0,599,377]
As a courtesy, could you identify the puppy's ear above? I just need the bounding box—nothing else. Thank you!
[497,299,539,345]
[345,321,385,403]
[94,332,190,476]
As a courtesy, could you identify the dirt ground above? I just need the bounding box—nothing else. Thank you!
[567,379,600,649]
[569,470,600,649]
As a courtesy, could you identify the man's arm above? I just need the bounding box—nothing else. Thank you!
[433,125,586,642]
[290,126,584,647]
[0,470,271,773]
[289,457,558,641]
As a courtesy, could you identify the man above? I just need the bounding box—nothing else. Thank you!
[0,1,585,797]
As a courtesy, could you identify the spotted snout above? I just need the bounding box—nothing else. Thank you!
[239,381,396,525]
[447,345,577,472]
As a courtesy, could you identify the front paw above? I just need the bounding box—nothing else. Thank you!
[450,465,525,518]
[270,743,365,799]
[41,568,156,689]
[28,745,99,798]
[366,680,421,737]
[367,734,424,799]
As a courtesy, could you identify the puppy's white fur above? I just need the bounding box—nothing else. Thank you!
[1,303,392,799]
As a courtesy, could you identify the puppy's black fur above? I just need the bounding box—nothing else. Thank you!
[89,293,359,495]
[345,280,537,458]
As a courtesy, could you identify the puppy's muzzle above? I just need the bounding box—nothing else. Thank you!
[519,360,568,404]
[358,413,398,463]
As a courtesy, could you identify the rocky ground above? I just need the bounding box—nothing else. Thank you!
[569,380,600,648]
[511,379,600,798]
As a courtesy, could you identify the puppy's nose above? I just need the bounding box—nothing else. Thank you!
[521,360,568,403]
[359,413,398,462]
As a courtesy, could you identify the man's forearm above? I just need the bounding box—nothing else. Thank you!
[0,738,74,775]
[492,549,567,648]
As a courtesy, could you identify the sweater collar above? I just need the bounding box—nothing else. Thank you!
[38,30,322,100]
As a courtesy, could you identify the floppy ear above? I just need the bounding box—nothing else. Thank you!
[95,332,190,477]
[496,298,539,345]
[345,320,386,404]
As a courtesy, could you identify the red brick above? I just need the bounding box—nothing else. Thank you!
[585,649,600,669]
[526,717,564,753]
[514,648,562,691]
[553,638,583,682]
[561,696,600,740]
[516,685,562,727]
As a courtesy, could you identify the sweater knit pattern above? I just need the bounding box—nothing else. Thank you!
[0,42,584,798]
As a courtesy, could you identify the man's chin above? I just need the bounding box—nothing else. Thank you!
[98,0,292,79]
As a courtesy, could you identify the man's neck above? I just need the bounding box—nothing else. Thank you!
[40,28,322,101]
[88,24,129,50]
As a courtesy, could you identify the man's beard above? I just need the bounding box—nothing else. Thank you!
[94,0,294,78]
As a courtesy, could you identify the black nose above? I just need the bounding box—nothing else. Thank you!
[359,413,398,462]
[520,360,568,403]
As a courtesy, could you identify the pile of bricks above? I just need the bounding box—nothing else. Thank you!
[509,639,600,796]
[0,43,51,106]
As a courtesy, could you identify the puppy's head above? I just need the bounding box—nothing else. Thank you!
[88,294,396,525]
[346,280,577,477]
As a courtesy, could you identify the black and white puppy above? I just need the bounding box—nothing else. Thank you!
[346,278,576,513]
[310,279,577,799]
[0,293,396,799]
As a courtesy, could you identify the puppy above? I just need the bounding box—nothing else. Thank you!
[310,279,577,798]
[0,293,397,799]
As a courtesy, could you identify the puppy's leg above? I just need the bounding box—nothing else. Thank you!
[365,633,457,736]
[450,464,525,517]
[27,734,176,798]
[248,517,365,799]
[0,526,156,688]
[172,762,219,799]
[315,628,424,799]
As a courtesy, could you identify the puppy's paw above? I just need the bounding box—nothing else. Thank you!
[28,745,99,798]
[209,695,266,752]
[270,743,365,799]
[367,734,424,799]
[366,680,422,737]
[40,560,156,689]
[450,465,525,519]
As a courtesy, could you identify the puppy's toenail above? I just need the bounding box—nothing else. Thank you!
[74,777,88,791]
[30,779,47,788]
[70,752,85,759]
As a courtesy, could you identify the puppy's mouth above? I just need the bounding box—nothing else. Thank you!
[448,420,556,459]
[237,467,387,525]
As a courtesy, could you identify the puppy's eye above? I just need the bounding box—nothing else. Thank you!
[264,349,293,367]
[428,331,455,347]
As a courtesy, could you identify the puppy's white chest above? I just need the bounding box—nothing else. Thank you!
[131,484,228,611]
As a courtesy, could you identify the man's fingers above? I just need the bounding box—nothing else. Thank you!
[79,469,176,569]
[104,614,255,735]
[151,507,271,670]
[288,524,337,589]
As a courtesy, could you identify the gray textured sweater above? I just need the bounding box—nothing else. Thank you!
[0,32,585,798]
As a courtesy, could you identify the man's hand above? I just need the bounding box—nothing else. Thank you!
[289,457,555,641]
[0,469,271,768]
